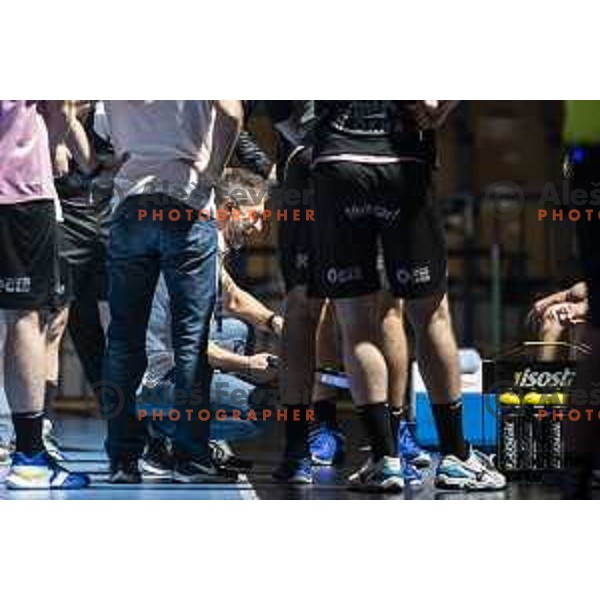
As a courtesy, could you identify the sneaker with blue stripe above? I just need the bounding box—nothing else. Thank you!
[435,447,506,491]
[398,421,432,468]
[5,452,91,490]
[348,456,404,493]
[309,425,346,466]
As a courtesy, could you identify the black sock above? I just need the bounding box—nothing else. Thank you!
[431,399,469,460]
[314,397,338,428]
[390,407,405,454]
[358,402,395,461]
[283,405,310,460]
[12,412,45,456]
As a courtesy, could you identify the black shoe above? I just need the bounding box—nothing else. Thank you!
[173,455,240,484]
[140,436,174,479]
[209,440,253,473]
[109,455,142,484]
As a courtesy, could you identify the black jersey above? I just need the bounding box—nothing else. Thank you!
[55,103,115,203]
[313,101,435,162]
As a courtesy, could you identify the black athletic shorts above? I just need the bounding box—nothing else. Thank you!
[308,160,447,299]
[277,147,314,292]
[568,147,600,327]
[0,199,64,310]
[60,198,111,303]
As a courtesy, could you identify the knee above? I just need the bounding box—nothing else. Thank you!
[408,293,451,331]
[285,287,323,327]
[1,309,40,327]
[46,310,69,345]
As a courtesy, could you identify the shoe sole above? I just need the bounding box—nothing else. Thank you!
[404,478,425,488]
[435,474,506,491]
[6,474,91,489]
[348,476,404,494]
[272,474,313,485]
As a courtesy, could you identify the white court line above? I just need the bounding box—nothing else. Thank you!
[238,474,259,500]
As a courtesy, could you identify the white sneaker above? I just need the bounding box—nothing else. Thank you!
[436,447,506,491]
[348,456,404,493]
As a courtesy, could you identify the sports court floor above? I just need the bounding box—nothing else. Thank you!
[1,414,582,499]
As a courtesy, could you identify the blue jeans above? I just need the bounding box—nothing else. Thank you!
[102,194,217,461]
[139,317,276,441]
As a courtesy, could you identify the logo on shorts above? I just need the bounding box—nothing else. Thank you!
[395,265,431,286]
[345,203,402,222]
[326,266,363,285]
[0,277,31,294]
[296,253,309,270]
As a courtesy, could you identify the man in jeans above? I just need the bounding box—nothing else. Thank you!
[102,100,242,484]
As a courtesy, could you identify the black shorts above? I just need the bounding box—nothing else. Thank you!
[568,148,600,327]
[60,198,110,303]
[277,147,314,292]
[308,160,447,299]
[0,200,64,310]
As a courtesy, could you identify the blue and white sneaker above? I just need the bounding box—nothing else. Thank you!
[398,421,432,468]
[402,460,425,488]
[5,452,91,490]
[272,457,313,484]
[435,447,506,491]
[348,456,404,493]
[309,425,346,466]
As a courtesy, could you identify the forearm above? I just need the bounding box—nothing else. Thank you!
[234,129,272,179]
[224,287,277,332]
[206,100,243,183]
[43,101,94,174]
[66,115,95,173]
[208,341,249,373]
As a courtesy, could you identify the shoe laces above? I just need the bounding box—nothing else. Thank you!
[402,460,422,481]
[471,449,498,471]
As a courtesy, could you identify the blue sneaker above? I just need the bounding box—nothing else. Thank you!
[5,452,91,490]
[309,425,345,466]
[402,460,425,488]
[398,421,432,468]
[272,457,313,484]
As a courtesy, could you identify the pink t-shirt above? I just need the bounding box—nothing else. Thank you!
[0,100,57,205]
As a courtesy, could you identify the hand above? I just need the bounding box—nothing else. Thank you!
[406,101,457,130]
[527,290,569,327]
[246,352,278,384]
[53,144,71,177]
[269,314,284,337]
